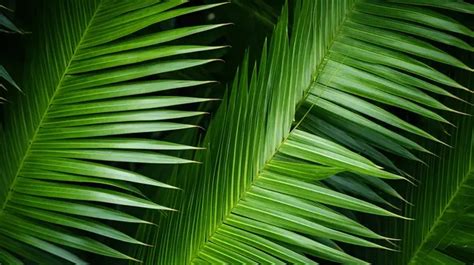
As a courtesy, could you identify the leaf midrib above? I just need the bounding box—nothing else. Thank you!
[407,167,474,264]
[189,3,356,262]
[0,1,104,214]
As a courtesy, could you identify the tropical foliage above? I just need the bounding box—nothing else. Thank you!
[0,0,472,264]
[132,0,473,264]
[0,0,226,263]
[1,5,23,102]
[372,59,474,265]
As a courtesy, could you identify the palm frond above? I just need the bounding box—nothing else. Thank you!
[374,58,474,264]
[133,0,472,264]
[0,0,226,263]
[0,7,23,34]
[1,7,23,102]
[0,65,21,101]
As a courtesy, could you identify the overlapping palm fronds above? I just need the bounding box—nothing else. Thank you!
[133,0,473,264]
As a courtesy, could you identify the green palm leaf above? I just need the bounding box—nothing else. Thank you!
[1,6,23,102]
[0,65,21,103]
[373,63,474,264]
[133,0,472,264]
[0,0,226,263]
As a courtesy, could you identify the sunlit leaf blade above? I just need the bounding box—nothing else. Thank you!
[8,205,149,245]
[11,194,152,224]
[0,228,85,264]
[388,0,474,14]
[0,213,137,261]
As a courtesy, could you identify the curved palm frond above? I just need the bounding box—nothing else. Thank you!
[374,61,474,264]
[133,0,473,264]
[0,0,227,263]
